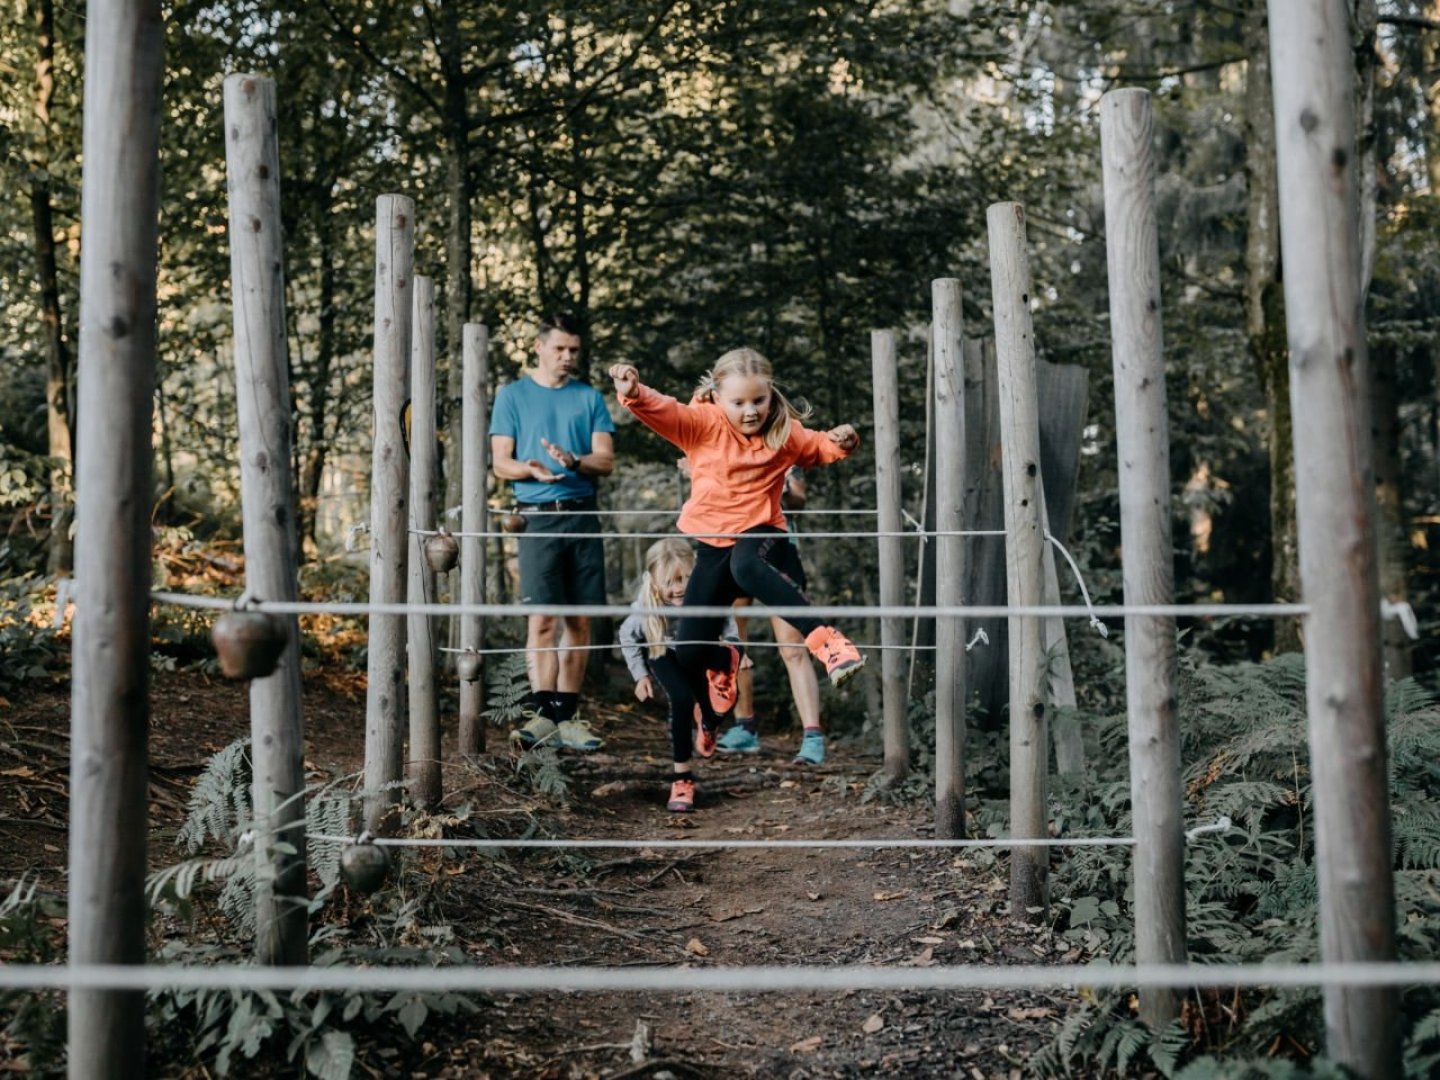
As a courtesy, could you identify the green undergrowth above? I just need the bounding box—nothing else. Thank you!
[1004,653,1440,1078]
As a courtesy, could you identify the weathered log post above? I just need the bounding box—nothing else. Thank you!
[407,276,441,805]
[1267,2,1398,1073]
[364,195,414,831]
[68,0,164,1073]
[1100,87,1187,1028]
[987,201,1049,921]
[458,323,490,756]
[931,278,967,835]
[871,330,907,782]
[223,73,308,965]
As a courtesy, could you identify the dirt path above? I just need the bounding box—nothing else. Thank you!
[1,670,1080,1078]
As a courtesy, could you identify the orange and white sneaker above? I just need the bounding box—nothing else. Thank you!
[667,776,696,813]
[693,705,717,759]
[706,644,740,714]
[804,626,866,687]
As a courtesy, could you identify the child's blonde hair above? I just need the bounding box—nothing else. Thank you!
[692,347,811,451]
[636,537,695,657]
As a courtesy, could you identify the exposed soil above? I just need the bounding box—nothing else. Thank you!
[0,663,1088,1079]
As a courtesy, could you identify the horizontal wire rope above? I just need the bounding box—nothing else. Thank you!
[440,506,884,518]
[5,961,1440,994]
[148,591,1315,622]
[435,640,938,655]
[415,528,1004,541]
[302,818,1230,852]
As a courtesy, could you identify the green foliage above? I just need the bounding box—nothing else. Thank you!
[147,737,479,1077]
[1028,658,1440,1077]
[0,877,66,1071]
[148,939,479,1079]
[0,572,58,691]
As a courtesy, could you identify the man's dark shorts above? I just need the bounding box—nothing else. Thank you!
[515,498,607,606]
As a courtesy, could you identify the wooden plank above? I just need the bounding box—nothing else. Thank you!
[407,276,441,805]
[222,73,308,965]
[962,338,1007,727]
[1267,2,1398,1072]
[1100,87,1187,1027]
[987,202,1049,921]
[68,0,164,1071]
[364,195,414,831]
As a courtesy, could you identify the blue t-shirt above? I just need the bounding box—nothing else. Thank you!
[490,374,616,503]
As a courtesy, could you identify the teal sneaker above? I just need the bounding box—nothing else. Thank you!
[717,725,761,754]
[792,730,826,766]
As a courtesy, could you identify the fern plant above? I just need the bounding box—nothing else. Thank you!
[481,651,535,729]
[146,739,481,1078]
[1028,658,1440,1078]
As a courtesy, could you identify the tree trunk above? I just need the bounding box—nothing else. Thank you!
[1244,0,1301,653]
[30,0,74,575]
[438,0,473,582]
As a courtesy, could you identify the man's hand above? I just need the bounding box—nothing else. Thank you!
[827,424,859,452]
[541,437,580,473]
[635,675,655,702]
[523,459,562,482]
[609,363,639,398]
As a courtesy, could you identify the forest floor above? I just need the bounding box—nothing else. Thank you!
[0,663,1094,1079]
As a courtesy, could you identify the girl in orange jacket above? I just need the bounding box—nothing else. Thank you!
[609,348,867,770]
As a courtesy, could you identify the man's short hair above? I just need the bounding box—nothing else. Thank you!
[538,311,584,340]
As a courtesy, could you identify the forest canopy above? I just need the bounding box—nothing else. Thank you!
[0,0,1435,677]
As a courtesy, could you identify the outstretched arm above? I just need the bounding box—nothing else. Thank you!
[609,364,708,450]
[609,363,640,399]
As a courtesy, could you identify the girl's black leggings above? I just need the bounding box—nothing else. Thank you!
[673,527,822,713]
[648,653,699,766]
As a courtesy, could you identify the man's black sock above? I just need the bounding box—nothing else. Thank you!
[553,691,579,724]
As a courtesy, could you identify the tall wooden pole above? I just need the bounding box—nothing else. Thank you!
[987,202,1049,921]
[871,331,907,782]
[223,73,308,965]
[458,323,490,756]
[1100,87,1187,1028]
[407,276,441,805]
[1267,2,1398,1073]
[68,0,163,1073]
[931,279,966,835]
[364,195,414,831]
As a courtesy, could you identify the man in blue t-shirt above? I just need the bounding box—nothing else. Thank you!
[491,313,616,743]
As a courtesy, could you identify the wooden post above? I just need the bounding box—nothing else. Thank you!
[871,331,907,783]
[458,323,490,756]
[223,73,308,965]
[932,279,966,835]
[407,276,441,805]
[987,202,1050,921]
[68,0,163,1072]
[364,195,414,832]
[1100,87,1187,1027]
[1267,3,1398,1073]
